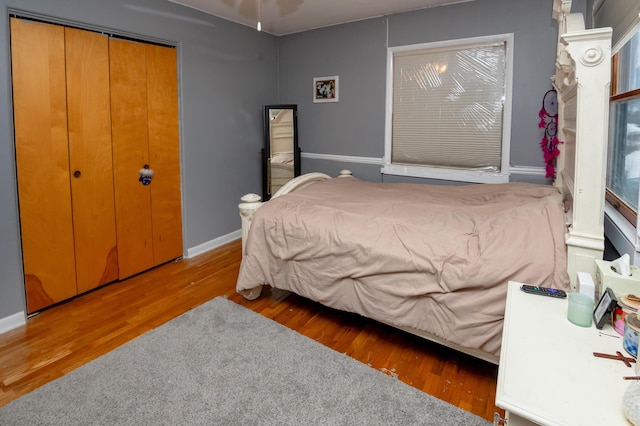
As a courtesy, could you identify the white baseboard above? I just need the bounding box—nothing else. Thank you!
[0,231,242,335]
[186,229,242,259]
[0,311,26,335]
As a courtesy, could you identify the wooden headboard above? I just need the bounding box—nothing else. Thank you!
[552,0,612,290]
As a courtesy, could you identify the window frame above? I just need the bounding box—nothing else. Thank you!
[382,33,514,184]
[605,47,640,227]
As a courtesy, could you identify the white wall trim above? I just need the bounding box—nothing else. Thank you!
[301,152,383,165]
[509,165,546,176]
[0,311,26,335]
[186,229,242,259]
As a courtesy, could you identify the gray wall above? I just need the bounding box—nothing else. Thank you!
[279,0,587,183]
[0,0,588,323]
[0,0,277,320]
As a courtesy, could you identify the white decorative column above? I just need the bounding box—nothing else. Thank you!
[554,21,612,288]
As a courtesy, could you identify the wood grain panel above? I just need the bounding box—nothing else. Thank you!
[10,18,77,312]
[109,38,154,279]
[65,27,119,293]
[145,44,183,266]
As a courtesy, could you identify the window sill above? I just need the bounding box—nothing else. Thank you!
[382,164,509,184]
[604,201,639,265]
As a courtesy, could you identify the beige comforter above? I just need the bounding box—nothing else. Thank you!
[237,177,570,358]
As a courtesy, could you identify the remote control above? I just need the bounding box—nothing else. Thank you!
[520,285,567,298]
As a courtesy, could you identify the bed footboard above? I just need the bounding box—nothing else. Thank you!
[238,170,352,300]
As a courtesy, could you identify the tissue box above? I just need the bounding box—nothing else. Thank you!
[595,259,640,299]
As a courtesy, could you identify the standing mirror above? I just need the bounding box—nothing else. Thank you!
[262,104,300,200]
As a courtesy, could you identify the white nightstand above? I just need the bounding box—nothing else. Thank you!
[495,281,634,425]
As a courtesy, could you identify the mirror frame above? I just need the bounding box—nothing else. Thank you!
[262,104,300,200]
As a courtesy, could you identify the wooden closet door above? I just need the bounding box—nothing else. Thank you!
[146,44,183,265]
[109,38,155,279]
[65,27,119,293]
[10,18,77,312]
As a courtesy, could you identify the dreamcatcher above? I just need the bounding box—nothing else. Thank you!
[538,89,561,179]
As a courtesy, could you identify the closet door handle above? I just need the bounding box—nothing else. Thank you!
[73,170,81,178]
[139,165,154,185]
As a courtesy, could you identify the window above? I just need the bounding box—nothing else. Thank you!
[606,30,640,225]
[383,34,513,184]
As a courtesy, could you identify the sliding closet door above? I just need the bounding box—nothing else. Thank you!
[110,38,155,279]
[65,27,119,293]
[10,18,77,312]
[146,44,183,266]
[110,39,182,279]
[12,19,181,310]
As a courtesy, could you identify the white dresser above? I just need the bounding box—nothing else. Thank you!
[495,281,634,425]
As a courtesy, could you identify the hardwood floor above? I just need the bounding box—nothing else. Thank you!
[0,239,503,422]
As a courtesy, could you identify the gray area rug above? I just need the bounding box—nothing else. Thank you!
[0,297,490,425]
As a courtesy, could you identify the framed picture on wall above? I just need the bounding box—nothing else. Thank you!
[313,76,339,103]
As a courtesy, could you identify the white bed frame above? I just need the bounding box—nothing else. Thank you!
[552,0,612,290]
[237,0,612,364]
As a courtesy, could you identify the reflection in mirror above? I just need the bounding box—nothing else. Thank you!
[262,104,300,200]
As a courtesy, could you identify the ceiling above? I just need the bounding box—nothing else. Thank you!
[168,0,474,35]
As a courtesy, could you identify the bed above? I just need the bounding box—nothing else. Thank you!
[236,0,612,364]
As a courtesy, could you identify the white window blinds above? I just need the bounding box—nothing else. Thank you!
[384,34,512,183]
[391,42,507,172]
